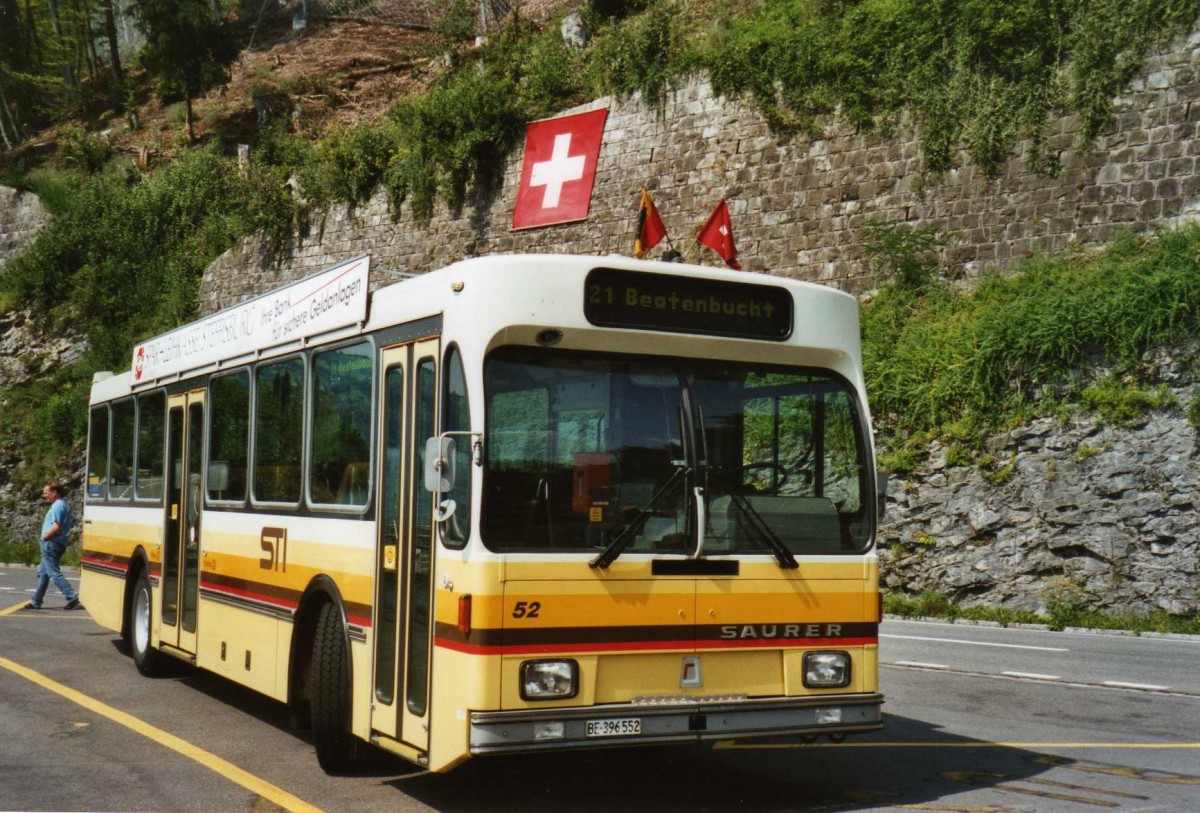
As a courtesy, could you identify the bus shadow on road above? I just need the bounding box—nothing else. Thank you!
[106,638,424,778]
[395,713,1086,812]
[102,638,1166,809]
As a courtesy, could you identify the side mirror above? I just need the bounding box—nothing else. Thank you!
[875,470,890,520]
[425,436,457,494]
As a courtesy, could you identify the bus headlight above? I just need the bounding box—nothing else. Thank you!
[520,660,579,700]
[803,651,851,688]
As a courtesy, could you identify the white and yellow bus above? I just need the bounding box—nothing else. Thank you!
[81,253,885,772]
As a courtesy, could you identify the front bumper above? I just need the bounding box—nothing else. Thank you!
[469,693,883,755]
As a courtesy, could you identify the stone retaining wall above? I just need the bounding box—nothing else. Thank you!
[202,25,1200,311]
[0,186,48,274]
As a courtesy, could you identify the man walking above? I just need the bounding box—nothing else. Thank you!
[24,482,82,610]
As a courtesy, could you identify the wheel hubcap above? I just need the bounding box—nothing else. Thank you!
[134,587,150,654]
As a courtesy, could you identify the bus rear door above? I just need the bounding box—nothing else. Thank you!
[162,390,204,657]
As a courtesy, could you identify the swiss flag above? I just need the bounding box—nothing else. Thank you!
[512,108,608,230]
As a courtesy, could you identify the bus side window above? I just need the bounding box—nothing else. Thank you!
[87,405,110,501]
[254,357,306,505]
[310,342,373,508]
[136,392,166,501]
[209,371,250,503]
[110,399,136,501]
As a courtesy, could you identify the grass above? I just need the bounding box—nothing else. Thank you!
[864,227,1200,453]
[884,590,1200,635]
[0,535,81,567]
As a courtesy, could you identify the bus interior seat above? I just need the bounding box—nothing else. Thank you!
[337,461,370,505]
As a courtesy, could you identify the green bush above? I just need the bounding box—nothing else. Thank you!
[14,168,82,214]
[702,0,1196,176]
[1080,376,1177,426]
[1040,575,1086,630]
[861,220,945,291]
[55,126,116,174]
[0,147,270,481]
[434,0,479,45]
[386,64,526,218]
[520,27,588,119]
[587,1,683,103]
[300,122,400,210]
[863,227,1200,438]
[943,443,972,468]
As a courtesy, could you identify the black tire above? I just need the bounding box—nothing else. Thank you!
[129,570,166,677]
[311,601,357,773]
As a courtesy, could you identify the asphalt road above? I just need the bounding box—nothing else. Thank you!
[881,617,1200,695]
[1,565,1197,812]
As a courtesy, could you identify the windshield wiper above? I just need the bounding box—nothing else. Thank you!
[725,490,799,569]
[590,466,688,569]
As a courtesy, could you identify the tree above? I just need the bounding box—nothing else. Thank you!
[99,0,121,87]
[0,0,29,71]
[132,0,237,143]
[0,0,27,146]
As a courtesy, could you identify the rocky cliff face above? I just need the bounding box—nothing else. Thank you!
[879,349,1199,616]
[0,187,85,554]
[0,306,87,553]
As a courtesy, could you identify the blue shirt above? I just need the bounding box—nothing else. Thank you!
[42,499,72,545]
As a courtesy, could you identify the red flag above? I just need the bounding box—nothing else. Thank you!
[635,189,667,259]
[697,199,741,270]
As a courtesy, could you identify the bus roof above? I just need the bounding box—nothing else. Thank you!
[91,253,862,404]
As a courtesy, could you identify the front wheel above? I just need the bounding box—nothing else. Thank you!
[129,571,165,677]
[311,601,357,773]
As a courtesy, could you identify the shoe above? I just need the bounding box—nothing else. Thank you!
[64,598,83,610]
[21,602,42,610]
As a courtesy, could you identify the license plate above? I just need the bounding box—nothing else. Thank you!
[585,717,642,738]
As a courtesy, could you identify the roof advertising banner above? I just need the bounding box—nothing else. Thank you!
[131,255,369,384]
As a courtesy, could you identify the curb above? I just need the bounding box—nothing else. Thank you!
[884,614,1200,642]
[1,563,81,572]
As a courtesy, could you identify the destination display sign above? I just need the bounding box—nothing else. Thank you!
[131,255,369,384]
[583,267,793,341]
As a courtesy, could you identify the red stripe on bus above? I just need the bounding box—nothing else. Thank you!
[199,579,372,628]
[81,554,129,571]
[698,636,879,649]
[202,579,298,610]
[434,637,695,655]
[434,637,876,656]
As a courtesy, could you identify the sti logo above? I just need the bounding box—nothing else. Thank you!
[512,108,608,230]
[134,346,146,381]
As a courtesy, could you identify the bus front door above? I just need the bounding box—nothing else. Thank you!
[163,390,204,657]
[372,339,438,752]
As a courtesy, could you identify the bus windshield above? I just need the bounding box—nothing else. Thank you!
[483,347,872,556]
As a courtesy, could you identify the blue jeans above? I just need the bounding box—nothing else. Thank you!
[32,540,77,606]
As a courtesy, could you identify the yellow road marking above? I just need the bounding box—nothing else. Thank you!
[943,771,1128,808]
[0,602,92,618]
[1031,754,1200,786]
[898,806,1015,812]
[1019,776,1147,799]
[715,741,1200,750]
[0,656,325,813]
